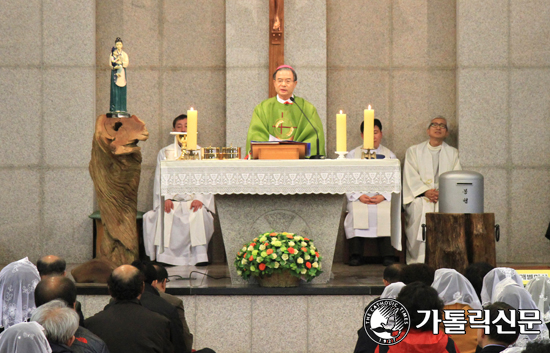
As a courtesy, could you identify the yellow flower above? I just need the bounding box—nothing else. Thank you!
[312,262,318,268]
[274,262,280,268]
[241,259,247,265]
[288,241,295,247]
[271,253,277,259]
[247,245,254,251]
[237,270,242,276]
[250,265,256,271]
[301,241,307,247]
[305,254,310,260]
[301,269,307,274]
[261,251,267,257]
[260,236,267,243]
[256,257,263,262]
[241,246,247,252]
[297,257,304,264]
[259,245,266,251]
[282,254,289,261]
[272,241,282,247]
[282,232,288,235]
[252,250,258,256]
[310,250,315,255]
[293,236,302,241]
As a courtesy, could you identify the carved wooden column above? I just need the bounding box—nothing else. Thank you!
[269,0,284,98]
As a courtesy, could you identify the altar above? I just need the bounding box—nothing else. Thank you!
[161,159,402,284]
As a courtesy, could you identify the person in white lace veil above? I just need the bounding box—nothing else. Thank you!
[494,278,550,348]
[0,257,41,330]
[526,276,550,327]
[432,268,482,310]
[0,321,52,353]
[380,281,405,299]
[481,267,524,306]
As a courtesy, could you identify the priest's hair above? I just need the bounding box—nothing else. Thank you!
[272,67,297,81]
[360,119,382,133]
[172,114,187,128]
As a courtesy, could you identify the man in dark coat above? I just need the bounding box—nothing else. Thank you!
[85,265,173,353]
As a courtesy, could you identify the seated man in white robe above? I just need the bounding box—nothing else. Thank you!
[143,114,215,266]
[345,119,396,266]
[403,116,461,264]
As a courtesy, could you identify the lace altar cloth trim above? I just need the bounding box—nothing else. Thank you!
[161,159,401,195]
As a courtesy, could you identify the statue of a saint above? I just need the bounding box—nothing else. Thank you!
[109,37,129,117]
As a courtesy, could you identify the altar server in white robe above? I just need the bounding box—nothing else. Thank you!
[345,119,397,266]
[143,114,215,266]
[403,116,461,264]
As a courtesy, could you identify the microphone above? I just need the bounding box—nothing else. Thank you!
[289,96,322,159]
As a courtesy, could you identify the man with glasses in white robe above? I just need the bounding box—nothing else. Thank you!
[403,116,461,264]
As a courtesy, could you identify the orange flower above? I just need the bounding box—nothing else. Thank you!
[270,232,277,236]
[304,238,310,241]
[266,249,273,255]
[237,252,241,256]
[259,263,266,271]
[288,247,295,254]
[306,262,312,269]
[249,255,254,261]
[243,252,248,258]
[286,235,294,239]
[250,242,256,247]
[315,252,319,257]
[301,247,307,252]
[264,242,269,247]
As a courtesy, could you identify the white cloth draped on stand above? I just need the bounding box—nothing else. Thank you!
[143,143,215,266]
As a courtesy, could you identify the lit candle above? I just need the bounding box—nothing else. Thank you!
[336,110,347,152]
[187,107,198,150]
[363,105,374,149]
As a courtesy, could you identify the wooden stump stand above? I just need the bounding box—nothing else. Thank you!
[425,213,496,273]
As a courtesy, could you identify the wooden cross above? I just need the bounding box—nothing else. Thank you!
[269,0,284,98]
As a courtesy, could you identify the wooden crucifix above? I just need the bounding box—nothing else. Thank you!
[269,0,284,98]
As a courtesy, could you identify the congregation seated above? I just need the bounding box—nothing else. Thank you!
[0,257,40,331]
[525,276,550,332]
[383,264,405,286]
[399,263,435,286]
[463,262,494,301]
[0,321,51,353]
[477,302,520,353]
[523,341,550,353]
[432,268,482,353]
[31,300,79,353]
[480,267,524,306]
[380,282,405,299]
[34,275,109,353]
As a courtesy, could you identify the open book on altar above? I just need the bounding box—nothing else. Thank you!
[250,141,310,159]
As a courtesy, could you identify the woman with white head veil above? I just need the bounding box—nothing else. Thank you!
[481,267,524,306]
[494,279,550,348]
[526,276,550,331]
[0,258,41,331]
[432,268,482,353]
[0,321,51,353]
[380,282,405,299]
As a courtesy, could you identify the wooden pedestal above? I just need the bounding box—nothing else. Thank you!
[425,213,496,273]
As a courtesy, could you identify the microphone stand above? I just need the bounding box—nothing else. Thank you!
[289,96,322,159]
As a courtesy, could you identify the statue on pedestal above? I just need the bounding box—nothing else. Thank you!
[108,37,130,118]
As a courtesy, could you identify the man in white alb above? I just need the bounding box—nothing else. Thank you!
[403,116,461,264]
[143,114,215,266]
[345,119,397,266]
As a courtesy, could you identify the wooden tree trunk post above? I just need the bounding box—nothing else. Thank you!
[269,0,284,98]
[426,213,496,273]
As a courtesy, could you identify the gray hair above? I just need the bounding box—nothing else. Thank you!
[429,115,449,129]
[31,299,79,344]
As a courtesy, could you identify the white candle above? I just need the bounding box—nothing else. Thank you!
[187,107,198,150]
[363,105,374,149]
[336,110,347,152]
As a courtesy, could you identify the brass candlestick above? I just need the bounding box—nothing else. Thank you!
[361,149,377,160]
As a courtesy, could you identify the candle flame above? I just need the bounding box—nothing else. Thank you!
[190,107,194,111]
[339,110,343,114]
[368,105,372,110]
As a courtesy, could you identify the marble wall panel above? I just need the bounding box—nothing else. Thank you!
[392,0,456,68]
[43,0,95,66]
[0,170,41,262]
[285,0,326,67]
[251,296,307,353]
[226,0,268,68]
[294,67,327,138]
[457,0,508,67]
[327,69,390,158]
[194,296,251,353]
[509,169,550,263]
[308,296,364,353]
[162,69,226,149]
[121,0,161,67]
[96,69,111,119]
[392,69,456,159]
[175,295,196,348]
[43,68,95,167]
[510,69,550,167]
[510,0,550,66]
[164,0,225,68]
[0,0,42,66]
[226,68,267,150]
[457,69,508,167]
[327,0,390,68]
[0,68,42,167]
[43,169,94,263]
[96,0,124,69]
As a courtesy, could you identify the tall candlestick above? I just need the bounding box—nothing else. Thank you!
[363,105,374,149]
[187,107,198,150]
[336,110,347,152]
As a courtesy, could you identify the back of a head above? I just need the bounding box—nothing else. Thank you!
[523,341,550,353]
[34,276,76,308]
[397,282,443,331]
[31,299,79,345]
[400,264,435,286]
[464,262,494,300]
[0,322,51,353]
[108,265,144,300]
[483,302,520,345]
[154,264,169,283]
[36,256,66,277]
[383,264,405,284]
[131,260,157,285]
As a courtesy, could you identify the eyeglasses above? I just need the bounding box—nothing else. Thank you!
[429,123,447,129]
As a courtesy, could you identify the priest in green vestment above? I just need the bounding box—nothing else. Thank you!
[246,65,326,157]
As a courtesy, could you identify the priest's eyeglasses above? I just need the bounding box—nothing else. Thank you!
[429,123,447,129]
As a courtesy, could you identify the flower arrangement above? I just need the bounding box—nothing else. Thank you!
[234,231,322,282]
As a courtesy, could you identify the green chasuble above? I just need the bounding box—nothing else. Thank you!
[246,96,326,157]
